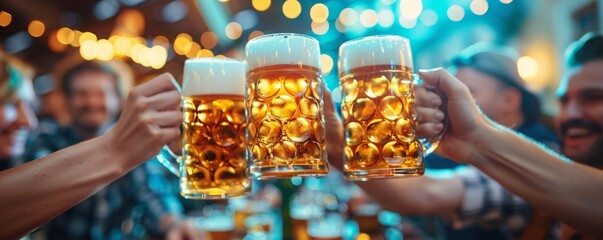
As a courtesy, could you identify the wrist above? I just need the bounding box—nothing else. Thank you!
[466,118,499,166]
[99,130,130,175]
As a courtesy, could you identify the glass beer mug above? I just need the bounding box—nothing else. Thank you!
[156,58,251,199]
[245,33,329,179]
[338,35,444,180]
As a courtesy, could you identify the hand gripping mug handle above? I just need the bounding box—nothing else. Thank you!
[154,76,183,177]
[413,74,447,156]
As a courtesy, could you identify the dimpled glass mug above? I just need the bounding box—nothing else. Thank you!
[338,35,444,180]
[245,33,329,179]
[156,58,251,199]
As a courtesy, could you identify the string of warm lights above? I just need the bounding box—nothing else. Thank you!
[0,0,516,75]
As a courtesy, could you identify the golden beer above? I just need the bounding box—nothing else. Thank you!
[246,33,328,178]
[339,35,442,180]
[181,94,249,198]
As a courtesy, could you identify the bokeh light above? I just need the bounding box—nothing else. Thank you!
[320,54,333,75]
[80,40,99,60]
[518,56,539,82]
[225,22,243,40]
[0,11,12,27]
[201,31,218,49]
[185,41,201,58]
[79,32,98,46]
[400,0,423,20]
[153,35,170,48]
[248,30,264,40]
[148,45,168,69]
[359,9,378,28]
[378,9,395,28]
[310,3,329,23]
[447,5,465,22]
[339,8,358,27]
[399,15,417,29]
[57,27,75,45]
[500,0,513,4]
[311,21,329,35]
[71,30,82,47]
[28,20,45,37]
[420,9,438,26]
[282,0,302,19]
[96,39,115,61]
[196,49,214,58]
[114,36,132,56]
[174,33,192,55]
[252,0,271,12]
[470,0,489,16]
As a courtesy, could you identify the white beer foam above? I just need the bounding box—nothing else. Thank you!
[182,58,246,97]
[339,35,414,74]
[246,33,321,70]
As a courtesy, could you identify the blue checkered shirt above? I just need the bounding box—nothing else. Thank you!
[25,122,184,240]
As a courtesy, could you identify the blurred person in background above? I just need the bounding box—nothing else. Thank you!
[324,43,560,240]
[25,61,200,240]
[0,54,203,239]
[0,52,37,171]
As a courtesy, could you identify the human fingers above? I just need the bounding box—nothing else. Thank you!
[415,85,442,108]
[142,111,182,128]
[131,73,181,97]
[416,122,444,138]
[145,89,181,111]
[418,68,472,101]
[416,107,445,123]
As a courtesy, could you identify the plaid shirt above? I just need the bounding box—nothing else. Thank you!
[25,121,183,240]
[447,123,561,239]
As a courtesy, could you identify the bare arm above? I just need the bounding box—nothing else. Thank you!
[355,176,463,215]
[419,68,603,238]
[0,73,182,239]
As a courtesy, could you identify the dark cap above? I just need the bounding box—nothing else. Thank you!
[449,43,541,124]
[565,32,603,67]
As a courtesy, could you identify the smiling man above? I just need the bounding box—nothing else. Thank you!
[552,32,603,239]
[556,33,603,170]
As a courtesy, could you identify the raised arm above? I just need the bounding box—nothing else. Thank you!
[418,68,603,238]
[0,73,182,240]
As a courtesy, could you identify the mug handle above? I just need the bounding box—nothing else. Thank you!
[155,145,181,177]
[154,77,183,177]
[413,74,447,156]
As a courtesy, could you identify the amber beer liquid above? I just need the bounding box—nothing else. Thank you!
[340,65,424,178]
[338,35,443,180]
[245,33,328,179]
[181,94,249,198]
[178,58,250,199]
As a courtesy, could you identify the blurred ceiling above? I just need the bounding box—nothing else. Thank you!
[0,0,528,87]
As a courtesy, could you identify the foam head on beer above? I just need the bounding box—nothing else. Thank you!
[338,35,414,76]
[245,33,321,70]
[182,58,246,97]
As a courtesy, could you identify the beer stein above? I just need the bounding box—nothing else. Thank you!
[156,58,251,199]
[245,33,329,179]
[338,35,444,180]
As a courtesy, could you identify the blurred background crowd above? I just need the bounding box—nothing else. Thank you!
[0,0,600,239]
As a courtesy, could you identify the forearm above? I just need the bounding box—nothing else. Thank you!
[356,176,462,215]
[472,124,603,237]
[0,135,129,239]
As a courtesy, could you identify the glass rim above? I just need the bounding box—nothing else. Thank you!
[246,32,319,45]
[340,35,409,49]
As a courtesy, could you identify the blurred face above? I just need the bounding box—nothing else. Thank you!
[455,68,507,121]
[556,60,603,167]
[68,71,120,130]
[0,100,37,158]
